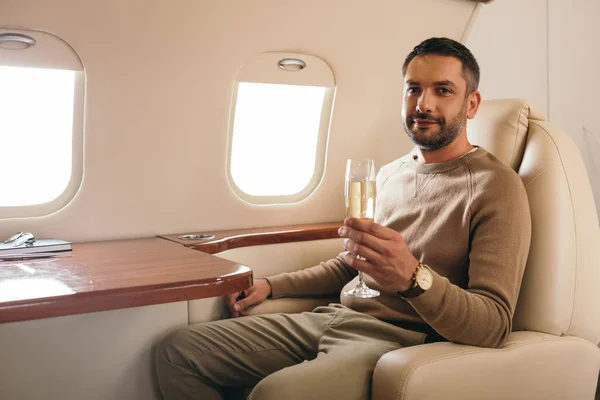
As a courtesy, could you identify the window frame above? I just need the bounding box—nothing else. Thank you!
[0,28,85,218]
[226,52,335,205]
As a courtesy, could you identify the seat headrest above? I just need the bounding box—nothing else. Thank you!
[467,99,545,171]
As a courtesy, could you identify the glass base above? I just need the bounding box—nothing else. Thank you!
[343,282,380,298]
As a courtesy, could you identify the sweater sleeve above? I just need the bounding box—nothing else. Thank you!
[265,253,358,299]
[406,171,532,348]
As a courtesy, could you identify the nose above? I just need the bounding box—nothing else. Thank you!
[416,91,433,114]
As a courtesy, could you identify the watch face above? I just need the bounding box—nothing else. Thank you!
[416,267,433,290]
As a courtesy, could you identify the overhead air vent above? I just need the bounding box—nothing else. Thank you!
[278,58,306,71]
[0,33,36,50]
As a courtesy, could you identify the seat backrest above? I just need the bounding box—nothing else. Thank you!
[467,99,600,344]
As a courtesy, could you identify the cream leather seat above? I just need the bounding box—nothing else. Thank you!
[249,99,600,399]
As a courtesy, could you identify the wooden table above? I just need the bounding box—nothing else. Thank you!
[0,238,252,324]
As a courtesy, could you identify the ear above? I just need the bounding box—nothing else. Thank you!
[466,91,481,120]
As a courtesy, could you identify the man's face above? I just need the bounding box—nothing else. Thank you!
[402,55,472,150]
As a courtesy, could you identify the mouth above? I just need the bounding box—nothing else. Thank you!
[412,118,438,129]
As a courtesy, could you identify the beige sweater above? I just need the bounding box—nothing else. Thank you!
[266,147,532,348]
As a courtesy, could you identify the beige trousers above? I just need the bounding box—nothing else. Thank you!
[155,304,427,400]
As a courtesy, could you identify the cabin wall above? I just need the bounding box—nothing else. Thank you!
[466,0,600,217]
[0,302,186,400]
[0,0,478,242]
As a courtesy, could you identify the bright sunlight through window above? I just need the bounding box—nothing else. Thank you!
[230,82,326,197]
[0,65,75,206]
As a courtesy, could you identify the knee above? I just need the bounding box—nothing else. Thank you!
[155,327,194,369]
[249,376,283,400]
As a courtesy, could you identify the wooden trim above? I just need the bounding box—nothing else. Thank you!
[159,221,343,254]
[0,238,252,324]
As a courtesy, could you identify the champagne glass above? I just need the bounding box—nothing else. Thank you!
[342,159,380,298]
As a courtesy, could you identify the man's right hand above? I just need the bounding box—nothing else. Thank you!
[226,279,272,318]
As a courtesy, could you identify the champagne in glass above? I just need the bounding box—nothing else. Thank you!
[346,181,376,219]
[342,159,380,298]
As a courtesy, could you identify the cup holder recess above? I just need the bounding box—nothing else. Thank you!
[178,234,216,240]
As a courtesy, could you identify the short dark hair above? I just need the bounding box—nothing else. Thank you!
[402,37,480,95]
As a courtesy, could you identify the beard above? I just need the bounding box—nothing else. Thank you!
[402,100,468,151]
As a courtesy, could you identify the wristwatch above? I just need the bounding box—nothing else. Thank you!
[398,262,433,298]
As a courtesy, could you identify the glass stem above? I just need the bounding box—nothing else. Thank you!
[358,271,365,286]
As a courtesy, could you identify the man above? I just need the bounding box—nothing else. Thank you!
[156,37,531,400]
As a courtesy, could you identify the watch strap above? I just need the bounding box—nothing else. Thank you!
[397,284,426,298]
[397,262,426,298]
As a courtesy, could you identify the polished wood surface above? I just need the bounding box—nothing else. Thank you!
[0,238,252,324]
[159,222,343,254]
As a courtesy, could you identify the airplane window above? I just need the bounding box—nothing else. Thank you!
[227,52,335,204]
[230,82,326,196]
[0,29,84,217]
[0,66,75,206]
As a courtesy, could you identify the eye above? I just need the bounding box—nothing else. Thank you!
[406,87,420,95]
[437,87,452,95]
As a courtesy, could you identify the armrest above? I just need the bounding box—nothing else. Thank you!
[247,297,339,316]
[159,222,342,254]
[372,331,600,400]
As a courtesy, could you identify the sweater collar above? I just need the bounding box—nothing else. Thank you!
[407,146,483,174]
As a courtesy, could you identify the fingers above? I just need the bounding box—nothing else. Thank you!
[229,289,251,317]
[234,292,255,313]
[227,291,241,310]
[338,225,388,254]
[344,217,396,240]
[231,289,262,317]
[340,251,374,273]
[344,238,385,265]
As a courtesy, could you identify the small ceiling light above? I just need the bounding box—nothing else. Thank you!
[0,33,36,50]
[278,58,306,71]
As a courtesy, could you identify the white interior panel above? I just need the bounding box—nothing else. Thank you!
[466,0,600,218]
[465,0,548,115]
[0,302,188,400]
[547,0,600,218]
[216,238,344,279]
[0,0,476,242]
[188,297,230,325]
